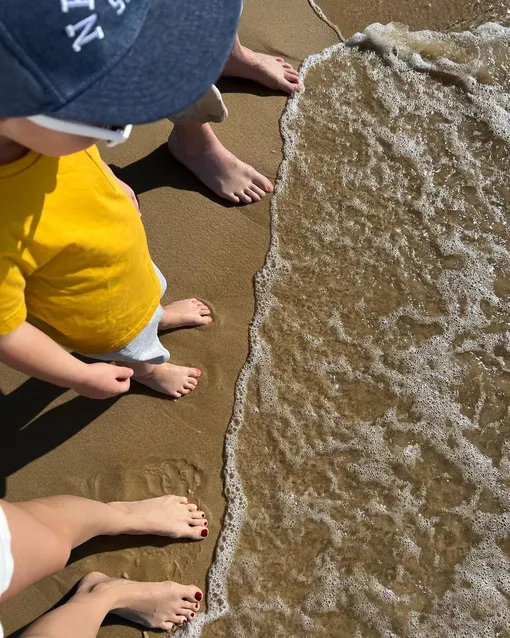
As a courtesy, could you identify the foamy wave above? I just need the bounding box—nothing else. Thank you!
[181,21,510,638]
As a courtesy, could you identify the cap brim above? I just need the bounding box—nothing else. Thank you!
[50,0,241,125]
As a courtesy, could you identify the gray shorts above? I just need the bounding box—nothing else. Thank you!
[86,264,170,365]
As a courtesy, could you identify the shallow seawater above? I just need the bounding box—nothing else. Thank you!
[188,22,510,638]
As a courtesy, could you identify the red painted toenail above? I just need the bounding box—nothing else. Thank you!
[204,521,208,526]
[201,528,208,537]
[201,512,205,518]
[195,592,202,601]
[191,613,195,617]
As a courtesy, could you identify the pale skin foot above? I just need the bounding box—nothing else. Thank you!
[222,33,302,95]
[128,361,201,399]
[108,495,208,540]
[168,122,274,204]
[76,572,202,631]
[159,298,212,330]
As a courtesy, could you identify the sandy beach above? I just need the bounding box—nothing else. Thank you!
[0,1,335,635]
[2,0,510,636]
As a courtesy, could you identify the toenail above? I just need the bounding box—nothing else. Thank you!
[204,521,208,526]
[191,613,195,617]
[201,512,205,518]
[195,592,202,601]
[201,528,208,537]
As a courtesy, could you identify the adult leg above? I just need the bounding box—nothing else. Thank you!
[168,121,273,204]
[0,495,208,602]
[222,32,302,94]
[20,571,202,637]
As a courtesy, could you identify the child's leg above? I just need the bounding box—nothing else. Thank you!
[121,361,202,399]
[153,264,212,330]
[20,571,202,637]
[0,495,208,602]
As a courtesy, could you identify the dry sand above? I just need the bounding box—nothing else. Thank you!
[2,0,509,636]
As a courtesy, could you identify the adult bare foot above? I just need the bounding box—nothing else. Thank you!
[159,298,212,331]
[108,495,208,540]
[223,43,302,94]
[134,362,201,399]
[77,572,202,630]
[168,122,273,204]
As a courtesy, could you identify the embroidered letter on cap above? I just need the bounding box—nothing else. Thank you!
[60,0,95,13]
[108,0,130,16]
[65,14,104,52]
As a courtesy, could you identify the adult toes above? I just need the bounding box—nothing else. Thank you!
[181,608,196,620]
[174,615,188,625]
[250,184,267,198]
[284,71,300,83]
[161,621,175,632]
[189,587,203,603]
[196,526,209,539]
[237,190,253,204]
[253,175,274,192]
[245,188,261,202]
[190,510,205,523]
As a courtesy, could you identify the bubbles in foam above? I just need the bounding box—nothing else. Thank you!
[192,19,510,638]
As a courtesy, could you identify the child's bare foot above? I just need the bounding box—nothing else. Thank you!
[108,495,208,540]
[169,124,273,204]
[159,298,212,331]
[223,45,302,94]
[77,572,202,630]
[134,363,201,398]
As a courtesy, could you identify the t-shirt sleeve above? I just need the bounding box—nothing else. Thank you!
[0,256,27,335]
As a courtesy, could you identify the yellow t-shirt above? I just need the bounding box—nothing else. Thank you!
[0,145,161,354]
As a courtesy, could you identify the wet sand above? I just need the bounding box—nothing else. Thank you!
[0,1,335,636]
[2,0,510,637]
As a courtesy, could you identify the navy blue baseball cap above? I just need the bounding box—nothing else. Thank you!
[0,0,241,124]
